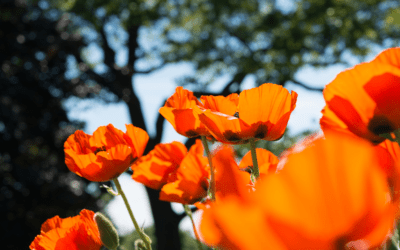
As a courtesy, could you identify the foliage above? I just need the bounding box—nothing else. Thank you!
[44,0,400,94]
[161,0,400,90]
[0,1,110,248]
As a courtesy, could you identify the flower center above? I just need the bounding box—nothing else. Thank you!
[93,146,107,155]
[368,115,395,135]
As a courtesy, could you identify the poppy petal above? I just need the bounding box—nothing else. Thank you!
[90,124,126,149]
[64,124,149,182]
[164,86,202,108]
[363,72,400,129]
[64,149,100,179]
[200,94,238,116]
[30,209,102,250]
[93,144,133,182]
[160,139,209,204]
[326,96,383,143]
[160,179,208,204]
[131,141,187,190]
[64,130,93,154]
[123,124,149,158]
[172,108,210,137]
[255,132,395,248]
[239,148,278,176]
[199,111,252,144]
[159,87,210,137]
[322,48,400,142]
[238,83,297,140]
[213,146,250,200]
[201,199,283,250]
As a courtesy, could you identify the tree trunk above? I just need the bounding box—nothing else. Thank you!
[126,79,182,250]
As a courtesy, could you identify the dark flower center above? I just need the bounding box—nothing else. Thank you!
[240,166,253,174]
[93,146,107,155]
[368,115,395,135]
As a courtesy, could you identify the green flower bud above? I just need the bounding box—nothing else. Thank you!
[94,212,119,250]
[135,239,147,250]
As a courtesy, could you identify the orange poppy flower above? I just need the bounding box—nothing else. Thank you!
[159,87,211,137]
[131,141,187,190]
[64,124,149,182]
[200,146,266,249]
[201,132,398,249]
[375,139,400,207]
[132,139,210,204]
[378,139,400,163]
[159,139,210,204]
[238,148,279,177]
[30,209,102,250]
[321,47,400,144]
[200,93,239,116]
[199,83,297,144]
[213,146,252,199]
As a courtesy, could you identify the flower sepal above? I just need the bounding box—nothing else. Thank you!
[94,212,119,250]
[101,184,120,196]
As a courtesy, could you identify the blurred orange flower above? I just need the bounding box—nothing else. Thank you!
[321,47,400,144]
[132,140,210,204]
[159,87,211,138]
[199,83,297,144]
[64,124,149,182]
[193,146,251,210]
[375,139,400,206]
[213,146,252,200]
[200,146,261,249]
[200,132,398,249]
[378,139,400,163]
[159,140,210,204]
[238,148,279,178]
[30,209,102,250]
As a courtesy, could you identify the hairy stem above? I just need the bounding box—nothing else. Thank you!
[113,178,152,250]
[249,138,260,180]
[183,205,204,250]
[201,136,215,201]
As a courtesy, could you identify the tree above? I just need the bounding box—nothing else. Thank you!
[160,0,400,93]
[0,1,112,248]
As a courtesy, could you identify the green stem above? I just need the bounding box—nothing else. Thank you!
[249,138,260,180]
[394,129,400,147]
[113,178,152,250]
[201,136,215,201]
[184,205,204,250]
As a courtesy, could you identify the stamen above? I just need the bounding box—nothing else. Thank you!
[94,146,107,155]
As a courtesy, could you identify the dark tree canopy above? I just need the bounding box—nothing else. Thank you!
[0,1,110,249]
[160,0,400,91]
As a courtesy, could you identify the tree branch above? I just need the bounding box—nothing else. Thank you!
[154,105,166,144]
[289,79,324,92]
[100,26,116,70]
[136,63,166,74]
[177,206,198,222]
[128,26,140,69]
[221,71,247,95]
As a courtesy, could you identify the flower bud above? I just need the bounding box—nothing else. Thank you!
[94,212,119,250]
[135,239,147,250]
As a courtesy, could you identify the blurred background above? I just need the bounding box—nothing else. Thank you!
[1,0,400,249]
